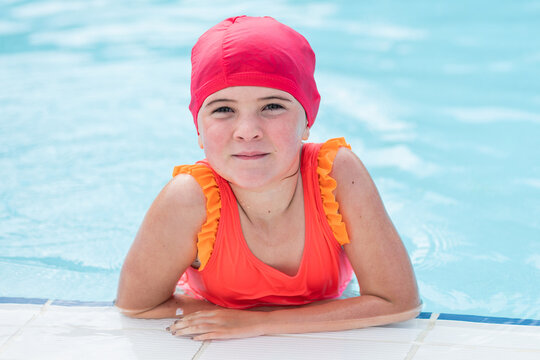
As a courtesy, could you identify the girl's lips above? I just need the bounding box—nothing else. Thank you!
[232,152,269,160]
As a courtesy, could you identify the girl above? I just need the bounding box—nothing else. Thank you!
[116,15,420,341]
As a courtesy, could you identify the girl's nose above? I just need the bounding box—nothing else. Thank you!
[233,114,263,141]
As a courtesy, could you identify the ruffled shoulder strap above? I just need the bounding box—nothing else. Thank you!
[172,163,220,271]
[316,138,352,246]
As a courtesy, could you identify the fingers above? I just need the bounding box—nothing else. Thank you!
[166,309,264,341]
[170,322,210,336]
[167,311,221,338]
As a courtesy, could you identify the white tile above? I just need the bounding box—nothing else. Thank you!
[0,327,16,348]
[3,304,539,360]
[0,305,201,360]
[389,317,432,330]
[0,326,202,360]
[200,335,413,360]
[0,304,43,349]
[0,304,42,326]
[32,305,174,331]
[425,320,540,351]
[284,318,428,343]
[413,344,540,360]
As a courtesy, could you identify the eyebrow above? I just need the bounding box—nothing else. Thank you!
[205,98,237,107]
[258,96,292,102]
[204,95,292,108]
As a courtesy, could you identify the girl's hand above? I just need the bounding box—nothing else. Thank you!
[167,308,269,341]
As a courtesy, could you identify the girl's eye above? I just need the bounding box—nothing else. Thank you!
[264,103,284,111]
[213,106,233,113]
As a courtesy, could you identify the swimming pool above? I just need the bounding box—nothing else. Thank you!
[1,0,539,321]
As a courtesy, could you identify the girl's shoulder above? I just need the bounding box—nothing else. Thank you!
[167,162,218,219]
[331,144,375,194]
[171,163,221,270]
[167,169,208,210]
[145,170,208,237]
[329,141,386,227]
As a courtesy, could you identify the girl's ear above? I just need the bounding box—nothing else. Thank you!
[302,123,310,141]
[198,134,204,149]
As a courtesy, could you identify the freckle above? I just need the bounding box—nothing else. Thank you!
[268,210,271,214]
[352,180,355,184]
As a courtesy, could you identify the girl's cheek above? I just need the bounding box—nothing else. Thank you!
[202,136,225,160]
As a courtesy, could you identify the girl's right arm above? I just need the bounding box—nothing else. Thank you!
[115,174,208,318]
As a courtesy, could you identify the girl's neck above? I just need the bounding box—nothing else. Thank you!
[230,169,303,228]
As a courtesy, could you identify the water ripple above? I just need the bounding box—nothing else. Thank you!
[410,224,459,270]
[0,256,113,273]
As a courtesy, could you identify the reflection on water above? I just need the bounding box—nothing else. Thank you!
[408,224,461,271]
[1,0,539,319]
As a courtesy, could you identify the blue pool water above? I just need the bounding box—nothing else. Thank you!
[1,1,539,319]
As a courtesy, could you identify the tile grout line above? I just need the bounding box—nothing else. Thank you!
[403,312,439,360]
[0,299,53,355]
[192,340,211,360]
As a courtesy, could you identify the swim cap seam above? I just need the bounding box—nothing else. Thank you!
[221,19,229,87]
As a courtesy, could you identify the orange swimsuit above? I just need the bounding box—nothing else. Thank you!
[172,138,353,309]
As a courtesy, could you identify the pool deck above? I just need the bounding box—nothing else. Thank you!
[1,298,539,359]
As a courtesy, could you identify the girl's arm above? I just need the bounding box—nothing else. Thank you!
[115,174,208,318]
[170,147,421,340]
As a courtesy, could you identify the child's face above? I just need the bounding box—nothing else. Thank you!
[197,86,310,190]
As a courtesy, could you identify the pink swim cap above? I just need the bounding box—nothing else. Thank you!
[189,16,320,132]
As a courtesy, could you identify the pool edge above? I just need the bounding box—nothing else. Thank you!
[1,297,538,326]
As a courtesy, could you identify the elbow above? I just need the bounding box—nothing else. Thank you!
[117,308,144,319]
[396,302,422,323]
[401,302,422,321]
[376,286,421,322]
[114,299,150,319]
[393,293,422,321]
[374,296,421,326]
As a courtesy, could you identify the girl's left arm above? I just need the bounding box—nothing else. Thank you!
[170,147,421,340]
